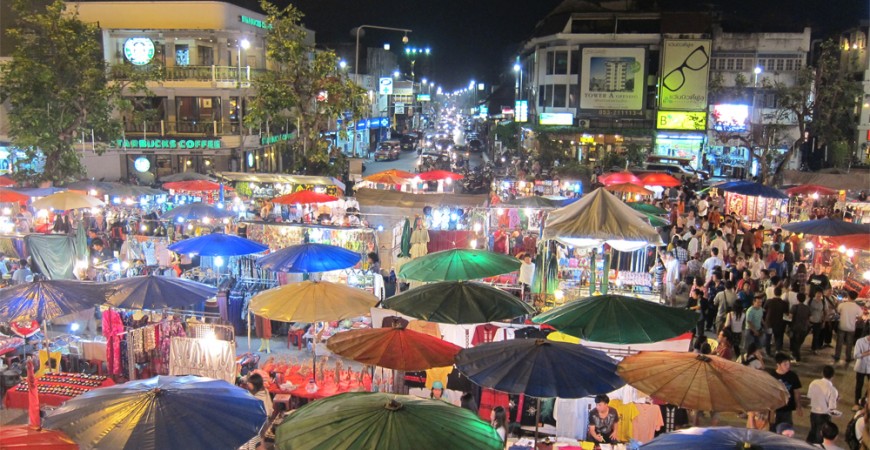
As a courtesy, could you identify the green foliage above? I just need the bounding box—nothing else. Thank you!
[812,40,862,148]
[0,0,130,184]
[554,160,591,180]
[492,121,518,151]
[246,1,369,175]
[827,140,851,169]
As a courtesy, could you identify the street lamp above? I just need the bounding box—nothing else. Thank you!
[238,38,250,82]
[393,70,400,79]
[753,66,762,86]
[354,25,412,81]
[339,59,347,70]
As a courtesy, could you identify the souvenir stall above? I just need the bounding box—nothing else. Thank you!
[784,184,841,221]
[244,222,376,261]
[493,178,583,201]
[712,181,789,225]
[215,172,345,199]
[3,372,115,408]
[163,180,233,205]
[263,356,374,408]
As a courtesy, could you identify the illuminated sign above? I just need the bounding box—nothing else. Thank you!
[133,157,151,172]
[240,15,272,29]
[515,100,528,122]
[261,133,294,145]
[711,104,749,132]
[656,111,706,131]
[115,139,222,150]
[124,38,155,65]
[416,94,431,102]
[659,40,711,111]
[580,47,646,111]
[379,78,394,95]
[539,113,574,126]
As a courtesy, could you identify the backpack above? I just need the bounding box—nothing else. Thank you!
[845,412,861,450]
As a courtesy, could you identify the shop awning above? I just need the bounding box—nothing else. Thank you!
[214,172,345,192]
[782,169,867,192]
[355,188,489,228]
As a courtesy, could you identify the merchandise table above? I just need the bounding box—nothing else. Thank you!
[3,372,115,409]
[266,367,372,400]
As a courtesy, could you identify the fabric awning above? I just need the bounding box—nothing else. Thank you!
[782,170,868,191]
[214,172,345,192]
[355,188,488,210]
[543,187,662,245]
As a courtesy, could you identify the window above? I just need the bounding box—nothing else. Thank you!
[544,85,553,107]
[569,84,579,108]
[554,51,568,74]
[785,60,793,71]
[570,50,580,74]
[735,59,744,71]
[553,85,567,107]
[726,59,734,70]
[546,51,555,75]
[175,44,190,66]
[197,46,214,66]
[775,59,784,71]
[766,59,775,71]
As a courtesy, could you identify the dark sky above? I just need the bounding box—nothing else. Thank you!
[237,0,866,90]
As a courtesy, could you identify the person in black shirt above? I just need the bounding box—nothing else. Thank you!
[807,269,831,298]
[768,352,803,432]
[587,394,619,444]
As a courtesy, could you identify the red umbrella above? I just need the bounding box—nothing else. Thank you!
[163,180,231,192]
[600,171,642,186]
[785,184,838,196]
[824,234,870,251]
[27,357,40,428]
[326,325,462,371]
[0,189,30,203]
[417,170,465,181]
[640,172,681,187]
[0,426,78,449]
[0,175,16,187]
[272,190,338,205]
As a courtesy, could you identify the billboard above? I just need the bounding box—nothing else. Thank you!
[515,100,528,122]
[711,104,749,132]
[539,113,574,126]
[659,40,711,111]
[656,111,706,131]
[580,47,646,111]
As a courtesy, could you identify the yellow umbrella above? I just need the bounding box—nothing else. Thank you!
[32,191,105,210]
[249,280,378,323]
[363,169,415,185]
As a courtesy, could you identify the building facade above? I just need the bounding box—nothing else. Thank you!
[841,23,869,163]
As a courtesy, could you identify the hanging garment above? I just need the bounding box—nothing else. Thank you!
[101,309,124,376]
[555,397,596,441]
[255,315,272,339]
[609,399,640,442]
[424,366,452,390]
[471,324,500,346]
[478,388,510,421]
[632,403,665,443]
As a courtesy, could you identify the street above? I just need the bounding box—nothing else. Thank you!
[363,130,486,175]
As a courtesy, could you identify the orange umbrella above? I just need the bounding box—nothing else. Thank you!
[326,325,461,371]
[599,171,642,186]
[0,189,30,203]
[272,190,338,205]
[363,169,415,185]
[418,170,464,181]
[640,172,681,187]
[0,426,78,449]
[163,180,231,192]
[604,183,653,195]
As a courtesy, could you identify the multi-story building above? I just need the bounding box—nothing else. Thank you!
[840,22,869,163]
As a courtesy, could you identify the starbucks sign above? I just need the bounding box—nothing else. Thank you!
[124,38,155,65]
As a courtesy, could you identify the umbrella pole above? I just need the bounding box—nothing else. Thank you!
[247,310,251,351]
[588,250,596,297]
[534,397,541,446]
[601,249,611,295]
[42,320,52,374]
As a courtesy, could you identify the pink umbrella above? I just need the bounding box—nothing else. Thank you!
[600,171,642,186]
[417,170,464,181]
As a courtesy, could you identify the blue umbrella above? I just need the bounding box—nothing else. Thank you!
[641,426,818,450]
[717,180,788,199]
[168,233,268,256]
[0,280,110,322]
[454,338,625,398]
[256,243,361,273]
[44,375,266,450]
[103,275,217,310]
[160,202,235,221]
[782,217,870,237]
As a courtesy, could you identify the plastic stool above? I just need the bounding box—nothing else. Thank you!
[287,329,305,350]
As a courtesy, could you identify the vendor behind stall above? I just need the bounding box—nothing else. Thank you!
[587,394,619,445]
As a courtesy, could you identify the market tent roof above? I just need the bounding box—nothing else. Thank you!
[543,187,663,245]
[215,172,345,192]
[355,188,488,227]
[716,181,787,199]
[783,169,868,191]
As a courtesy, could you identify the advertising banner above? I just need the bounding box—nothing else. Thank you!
[539,113,574,126]
[656,111,706,131]
[659,40,711,111]
[580,47,646,111]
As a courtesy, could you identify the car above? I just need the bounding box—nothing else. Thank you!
[643,163,702,183]
[374,140,401,161]
[400,134,418,152]
[434,139,454,152]
[467,138,484,152]
[646,155,709,181]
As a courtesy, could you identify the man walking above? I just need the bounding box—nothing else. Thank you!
[764,287,790,353]
[853,328,870,411]
[835,290,864,366]
[769,352,803,432]
[790,293,811,364]
[805,365,837,444]
[664,251,681,306]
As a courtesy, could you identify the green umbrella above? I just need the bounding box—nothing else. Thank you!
[644,213,670,228]
[383,281,534,324]
[275,392,504,450]
[532,294,697,344]
[398,218,412,258]
[397,248,521,282]
[626,202,668,215]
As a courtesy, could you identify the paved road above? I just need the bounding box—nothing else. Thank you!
[363,129,485,175]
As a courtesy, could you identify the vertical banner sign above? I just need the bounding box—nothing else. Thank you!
[659,39,711,111]
[580,48,646,111]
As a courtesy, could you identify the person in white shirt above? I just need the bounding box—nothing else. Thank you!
[687,232,700,259]
[835,291,865,366]
[518,253,535,298]
[853,333,870,410]
[702,247,724,282]
[697,196,709,218]
[806,365,839,444]
[709,230,728,261]
[749,250,766,280]
[664,251,680,306]
[11,259,32,285]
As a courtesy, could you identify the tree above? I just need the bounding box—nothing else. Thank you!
[0,0,147,184]
[246,1,368,176]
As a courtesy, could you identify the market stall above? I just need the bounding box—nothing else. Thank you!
[4,372,114,408]
[714,180,789,224]
[215,172,345,198]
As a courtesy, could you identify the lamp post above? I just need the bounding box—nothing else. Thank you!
[750,66,762,178]
[354,25,412,80]
[238,38,250,83]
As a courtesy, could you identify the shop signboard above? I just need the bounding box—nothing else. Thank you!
[369,117,390,129]
[133,157,151,173]
[580,47,646,111]
[539,113,574,126]
[240,15,272,30]
[115,138,222,150]
[260,133,294,145]
[124,38,155,65]
[656,111,706,131]
[659,40,711,111]
[416,94,431,102]
[378,77,393,95]
[515,100,528,122]
[395,102,405,114]
[711,104,749,132]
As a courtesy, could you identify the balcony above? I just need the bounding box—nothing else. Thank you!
[113,65,267,83]
[123,119,288,138]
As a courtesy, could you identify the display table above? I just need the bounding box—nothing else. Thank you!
[266,365,371,401]
[3,372,115,408]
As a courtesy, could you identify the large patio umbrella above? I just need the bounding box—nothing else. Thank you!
[103,275,217,310]
[61,180,113,192]
[32,191,104,210]
[0,188,31,203]
[44,375,266,450]
[0,426,78,450]
[363,169,415,185]
[455,338,624,398]
[160,202,235,221]
[417,170,464,181]
[275,392,504,450]
[784,184,838,196]
[640,172,681,187]
[643,213,670,228]
[626,202,668,215]
[383,281,534,324]
[640,426,819,450]
[599,171,642,186]
[162,180,226,191]
[271,190,338,205]
[256,243,361,273]
[397,248,520,282]
[782,217,870,237]
[249,280,378,323]
[326,325,461,371]
[532,294,697,344]
[167,233,268,256]
[0,280,110,323]
[617,351,789,412]
[604,183,653,195]
[101,183,166,197]
[717,180,788,199]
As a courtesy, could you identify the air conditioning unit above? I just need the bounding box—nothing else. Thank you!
[578,120,591,128]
